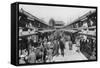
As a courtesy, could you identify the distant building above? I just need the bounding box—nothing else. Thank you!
[49,18,65,29]
[54,21,65,29]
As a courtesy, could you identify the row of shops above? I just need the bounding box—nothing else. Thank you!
[62,10,97,60]
[18,8,97,64]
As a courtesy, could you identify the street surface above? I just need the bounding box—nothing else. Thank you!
[52,42,88,62]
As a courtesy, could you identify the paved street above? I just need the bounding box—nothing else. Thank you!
[52,42,88,62]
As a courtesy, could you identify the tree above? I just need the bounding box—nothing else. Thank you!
[49,18,55,26]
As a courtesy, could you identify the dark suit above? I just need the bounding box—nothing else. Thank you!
[59,40,65,56]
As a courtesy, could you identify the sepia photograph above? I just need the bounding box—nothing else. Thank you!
[18,3,97,65]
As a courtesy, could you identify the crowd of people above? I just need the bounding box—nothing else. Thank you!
[74,35,96,59]
[19,31,74,64]
[79,36,96,59]
[19,30,96,64]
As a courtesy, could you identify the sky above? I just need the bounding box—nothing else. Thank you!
[19,4,95,25]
